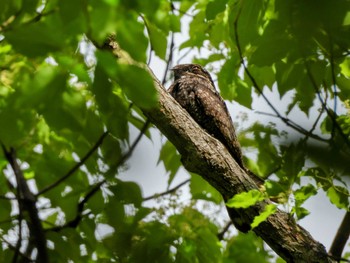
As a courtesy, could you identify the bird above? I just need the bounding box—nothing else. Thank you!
[168,64,263,232]
[168,64,247,173]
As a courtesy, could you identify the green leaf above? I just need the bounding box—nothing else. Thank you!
[327,186,349,209]
[93,55,129,139]
[251,204,277,229]
[86,190,105,215]
[340,57,350,78]
[291,206,310,220]
[0,199,11,222]
[115,63,158,109]
[158,140,181,186]
[58,0,87,36]
[229,0,262,49]
[180,10,207,49]
[248,65,275,90]
[206,0,227,20]
[110,180,143,207]
[235,77,253,108]
[278,143,305,185]
[146,19,168,60]
[116,15,148,62]
[95,51,157,109]
[88,0,119,44]
[226,189,265,209]
[294,184,317,206]
[0,0,21,24]
[4,15,66,57]
[190,173,222,204]
[247,123,281,177]
[275,62,304,98]
[224,232,271,263]
[218,57,239,100]
[250,20,292,66]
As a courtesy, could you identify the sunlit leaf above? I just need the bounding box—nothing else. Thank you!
[226,189,265,209]
[327,186,349,209]
[251,204,277,229]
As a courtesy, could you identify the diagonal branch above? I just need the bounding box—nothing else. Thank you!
[143,179,190,201]
[37,131,109,196]
[47,120,150,232]
[329,211,350,261]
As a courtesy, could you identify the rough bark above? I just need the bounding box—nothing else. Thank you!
[141,68,334,263]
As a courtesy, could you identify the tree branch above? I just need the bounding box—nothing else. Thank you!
[329,211,350,261]
[217,221,232,240]
[37,131,109,196]
[143,179,190,201]
[1,145,48,263]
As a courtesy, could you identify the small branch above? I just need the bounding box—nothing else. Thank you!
[143,179,190,201]
[1,237,34,263]
[329,211,350,261]
[48,181,103,232]
[0,195,15,200]
[303,98,327,142]
[47,121,150,232]
[304,63,350,150]
[255,111,329,142]
[37,131,109,196]
[217,221,232,240]
[113,119,150,169]
[329,40,338,116]
[162,31,175,85]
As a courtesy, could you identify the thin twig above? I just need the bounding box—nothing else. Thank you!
[217,221,232,240]
[143,179,190,201]
[37,131,109,196]
[0,195,15,200]
[49,181,103,231]
[254,111,329,142]
[303,93,327,142]
[1,237,34,262]
[304,62,350,149]
[162,32,175,85]
[114,119,150,168]
[329,40,338,115]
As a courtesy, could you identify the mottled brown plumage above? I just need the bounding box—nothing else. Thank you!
[168,64,246,171]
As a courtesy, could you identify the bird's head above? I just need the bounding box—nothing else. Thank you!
[171,64,214,84]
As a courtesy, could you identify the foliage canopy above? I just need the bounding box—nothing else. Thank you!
[0,0,349,262]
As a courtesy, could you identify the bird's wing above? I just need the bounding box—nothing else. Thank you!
[192,85,245,167]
